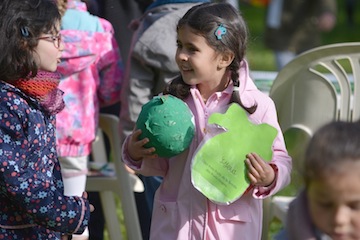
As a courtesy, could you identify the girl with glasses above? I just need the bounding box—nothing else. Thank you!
[0,0,92,239]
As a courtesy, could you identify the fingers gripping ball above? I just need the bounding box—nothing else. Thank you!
[136,95,195,158]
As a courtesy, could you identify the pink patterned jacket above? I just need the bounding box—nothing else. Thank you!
[56,1,123,157]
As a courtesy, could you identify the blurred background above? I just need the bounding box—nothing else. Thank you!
[241,0,359,71]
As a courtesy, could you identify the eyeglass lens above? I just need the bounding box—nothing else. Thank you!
[54,35,61,48]
[38,34,61,48]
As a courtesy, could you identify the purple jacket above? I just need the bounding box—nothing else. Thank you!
[122,60,292,240]
[278,190,329,240]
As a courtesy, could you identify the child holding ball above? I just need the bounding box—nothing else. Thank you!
[122,2,292,239]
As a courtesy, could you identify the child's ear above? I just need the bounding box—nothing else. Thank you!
[219,51,235,69]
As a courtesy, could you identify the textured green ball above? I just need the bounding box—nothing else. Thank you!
[136,95,195,158]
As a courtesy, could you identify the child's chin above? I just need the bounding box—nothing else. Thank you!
[329,233,352,240]
[41,67,57,72]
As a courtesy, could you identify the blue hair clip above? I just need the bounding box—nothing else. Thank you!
[20,26,30,37]
[215,24,227,40]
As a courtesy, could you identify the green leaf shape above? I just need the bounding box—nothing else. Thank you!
[192,104,277,204]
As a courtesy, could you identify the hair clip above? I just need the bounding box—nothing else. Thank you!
[215,24,227,40]
[20,26,30,37]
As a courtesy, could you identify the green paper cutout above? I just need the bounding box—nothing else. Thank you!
[191,104,278,204]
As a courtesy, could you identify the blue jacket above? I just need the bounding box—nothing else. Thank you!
[0,81,90,239]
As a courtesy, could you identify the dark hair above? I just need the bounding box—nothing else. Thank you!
[303,121,360,185]
[164,2,256,114]
[57,0,68,16]
[0,0,61,82]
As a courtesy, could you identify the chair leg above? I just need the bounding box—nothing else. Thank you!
[99,191,123,240]
[262,197,272,240]
[119,189,143,240]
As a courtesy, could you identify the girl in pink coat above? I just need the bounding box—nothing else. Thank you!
[122,2,292,239]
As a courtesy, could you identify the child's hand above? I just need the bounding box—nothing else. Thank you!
[128,129,157,161]
[82,191,94,212]
[245,152,275,187]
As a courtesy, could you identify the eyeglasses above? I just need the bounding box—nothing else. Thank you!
[37,34,62,49]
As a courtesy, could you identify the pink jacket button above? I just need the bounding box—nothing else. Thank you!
[160,205,166,212]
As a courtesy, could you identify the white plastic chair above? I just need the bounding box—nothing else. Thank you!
[262,42,360,239]
[86,114,144,240]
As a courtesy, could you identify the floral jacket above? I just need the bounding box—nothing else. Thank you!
[0,81,90,239]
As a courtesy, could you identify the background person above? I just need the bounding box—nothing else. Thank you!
[264,0,336,70]
[56,0,123,239]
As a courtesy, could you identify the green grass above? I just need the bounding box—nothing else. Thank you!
[102,196,127,239]
[241,4,277,71]
[241,0,360,71]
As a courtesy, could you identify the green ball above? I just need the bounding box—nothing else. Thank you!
[136,95,195,158]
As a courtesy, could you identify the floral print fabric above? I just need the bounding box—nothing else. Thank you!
[56,28,123,157]
[0,81,90,239]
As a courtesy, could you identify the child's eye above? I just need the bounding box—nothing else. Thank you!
[317,201,333,209]
[188,47,197,52]
[348,201,360,210]
[176,42,182,49]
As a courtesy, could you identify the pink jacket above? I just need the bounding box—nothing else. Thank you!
[56,6,123,157]
[122,61,292,240]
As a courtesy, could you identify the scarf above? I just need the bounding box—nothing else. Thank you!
[13,71,65,115]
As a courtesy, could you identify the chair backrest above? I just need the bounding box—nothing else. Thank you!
[89,113,143,240]
[269,42,360,177]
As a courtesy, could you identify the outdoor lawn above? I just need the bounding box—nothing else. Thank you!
[103,1,360,239]
[242,0,360,72]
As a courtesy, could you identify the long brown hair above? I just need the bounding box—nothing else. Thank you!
[0,0,61,81]
[56,0,68,16]
[163,2,256,114]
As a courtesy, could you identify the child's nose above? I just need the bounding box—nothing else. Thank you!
[333,205,351,231]
[176,50,188,61]
[58,40,65,52]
